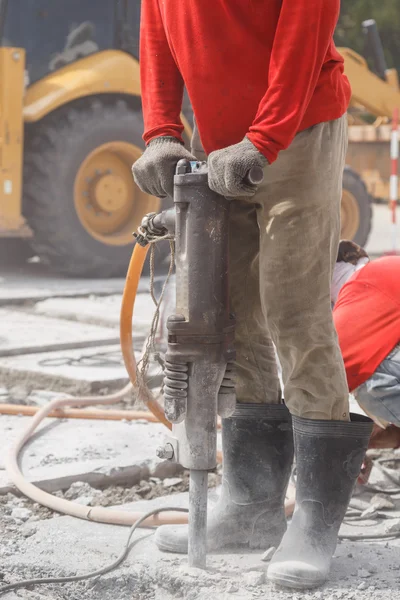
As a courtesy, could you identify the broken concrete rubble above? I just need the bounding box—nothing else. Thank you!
[2,246,400,599]
[1,489,400,600]
[0,415,183,495]
[261,547,276,562]
[370,494,395,510]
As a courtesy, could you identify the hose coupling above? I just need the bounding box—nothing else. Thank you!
[133,212,166,247]
[134,209,176,246]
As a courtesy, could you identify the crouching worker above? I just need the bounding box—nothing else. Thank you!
[333,241,400,433]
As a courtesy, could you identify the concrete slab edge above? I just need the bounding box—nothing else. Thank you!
[0,460,184,496]
[0,337,121,358]
[0,367,129,394]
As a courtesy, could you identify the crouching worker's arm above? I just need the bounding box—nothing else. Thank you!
[354,345,400,429]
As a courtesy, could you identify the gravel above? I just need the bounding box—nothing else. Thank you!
[1,441,400,599]
[261,547,276,562]
[0,472,222,559]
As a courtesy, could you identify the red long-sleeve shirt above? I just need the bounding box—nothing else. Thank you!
[140,0,351,163]
[334,257,400,392]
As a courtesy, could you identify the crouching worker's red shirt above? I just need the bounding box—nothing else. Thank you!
[334,257,400,391]
[140,0,351,163]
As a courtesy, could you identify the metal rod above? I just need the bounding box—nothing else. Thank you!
[188,469,208,569]
[390,107,399,252]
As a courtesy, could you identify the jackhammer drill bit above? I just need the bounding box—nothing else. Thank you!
[155,160,263,569]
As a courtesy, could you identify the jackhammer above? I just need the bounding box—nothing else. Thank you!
[135,159,264,569]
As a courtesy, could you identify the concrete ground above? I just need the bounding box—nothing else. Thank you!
[1,479,400,600]
[1,204,400,599]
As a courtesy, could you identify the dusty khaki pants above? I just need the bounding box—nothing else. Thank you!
[192,116,349,420]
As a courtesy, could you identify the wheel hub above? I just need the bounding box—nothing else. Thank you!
[92,173,129,213]
[74,141,161,245]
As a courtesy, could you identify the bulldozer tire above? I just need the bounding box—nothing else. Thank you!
[23,98,171,277]
[341,167,373,247]
[0,239,33,267]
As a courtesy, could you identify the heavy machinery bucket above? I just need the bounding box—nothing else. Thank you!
[0,48,29,236]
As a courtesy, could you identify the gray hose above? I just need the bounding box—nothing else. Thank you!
[0,507,189,596]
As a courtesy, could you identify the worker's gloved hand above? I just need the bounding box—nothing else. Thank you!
[132,137,196,198]
[208,137,267,198]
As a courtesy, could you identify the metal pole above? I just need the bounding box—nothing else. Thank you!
[390,107,399,252]
[188,469,208,569]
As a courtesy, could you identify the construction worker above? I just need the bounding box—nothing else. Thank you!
[333,241,400,430]
[132,1,373,590]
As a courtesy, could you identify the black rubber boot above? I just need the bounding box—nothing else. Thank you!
[267,414,373,589]
[155,403,294,553]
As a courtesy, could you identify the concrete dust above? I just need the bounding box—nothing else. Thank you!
[1,518,400,600]
[1,474,400,600]
[0,474,221,553]
[59,471,221,507]
[1,251,400,598]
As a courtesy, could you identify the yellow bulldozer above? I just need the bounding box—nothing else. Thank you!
[338,19,400,245]
[0,0,192,276]
[0,5,398,276]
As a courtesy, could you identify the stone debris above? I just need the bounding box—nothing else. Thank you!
[63,481,101,501]
[8,384,30,404]
[384,519,400,535]
[357,568,371,578]
[74,495,94,506]
[357,581,368,590]
[348,498,370,512]
[360,505,378,519]
[162,477,184,488]
[11,507,32,522]
[21,523,37,538]
[261,547,276,562]
[370,494,395,510]
[243,571,265,586]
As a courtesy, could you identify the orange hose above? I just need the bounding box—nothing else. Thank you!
[0,404,159,422]
[120,243,171,429]
[0,403,222,431]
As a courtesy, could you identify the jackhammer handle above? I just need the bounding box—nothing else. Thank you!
[245,166,264,186]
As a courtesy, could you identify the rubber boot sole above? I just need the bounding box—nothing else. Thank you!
[267,561,327,590]
[155,520,286,555]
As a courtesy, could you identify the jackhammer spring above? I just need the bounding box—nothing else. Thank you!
[218,362,236,417]
[163,361,189,424]
[218,362,236,394]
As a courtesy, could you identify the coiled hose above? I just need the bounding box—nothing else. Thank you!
[3,243,187,529]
